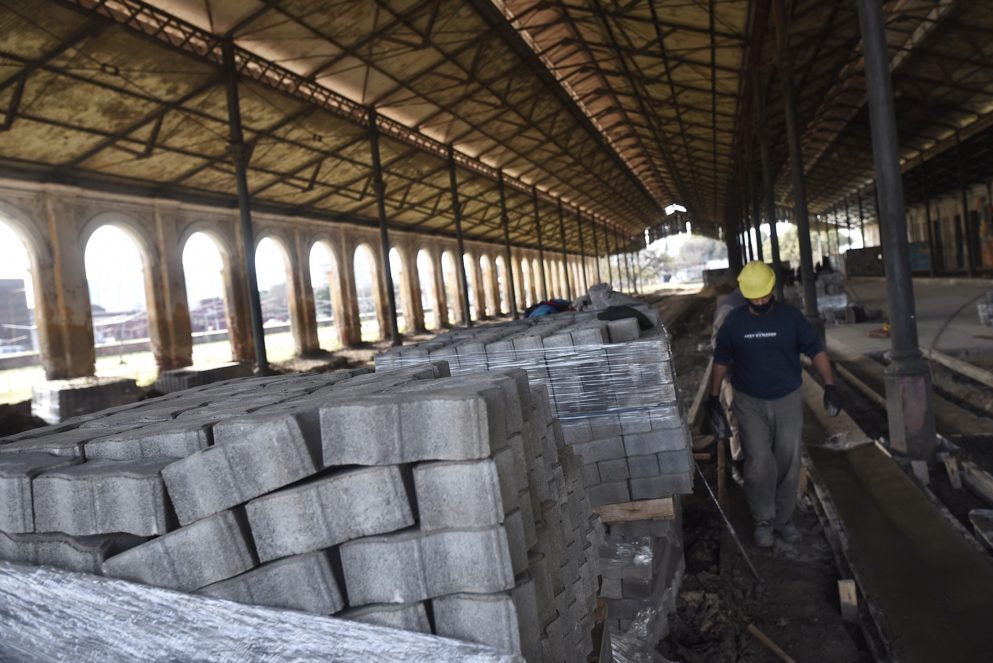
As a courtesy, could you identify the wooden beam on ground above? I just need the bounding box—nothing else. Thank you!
[592,497,674,523]
[962,461,993,506]
[920,347,993,389]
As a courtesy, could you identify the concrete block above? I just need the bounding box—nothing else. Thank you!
[627,454,661,478]
[339,529,428,606]
[198,550,344,614]
[422,527,516,596]
[571,437,624,464]
[0,427,106,458]
[580,463,599,487]
[162,409,322,525]
[0,452,78,533]
[506,434,529,492]
[503,508,529,576]
[33,457,173,537]
[31,377,140,424]
[511,576,543,663]
[618,410,652,434]
[587,481,630,507]
[84,420,213,460]
[589,414,622,440]
[656,448,692,474]
[433,593,521,655]
[518,489,538,550]
[413,459,503,531]
[246,466,414,563]
[491,446,521,514]
[606,318,641,343]
[597,458,629,483]
[622,428,688,456]
[0,530,144,574]
[629,473,693,499]
[102,509,256,591]
[338,602,431,632]
[321,386,504,465]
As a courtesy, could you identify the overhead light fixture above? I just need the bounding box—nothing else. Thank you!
[665,204,687,215]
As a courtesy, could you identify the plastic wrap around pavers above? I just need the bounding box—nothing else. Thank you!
[375,307,694,507]
[0,363,599,662]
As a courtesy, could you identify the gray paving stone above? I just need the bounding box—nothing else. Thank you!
[0,452,78,533]
[0,530,144,574]
[198,550,344,614]
[83,420,213,460]
[321,385,505,466]
[580,462,599,487]
[413,459,503,531]
[570,437,624,464]
[503,508,529,576]
[101,508,256,592]
[162,409,323,526]
[628,453,661,478]
[597,458,629,483]
[511,576,543,663]
[656,448,693,474]
[0,427,108,458]
[629,473,693,499]
[421,527,515,597]
[338,602,432,633]
[246,466,414,563]
[339,529,427,606]
[606,317,641,343]
[433,592,521,655]
[587,481,630,507]
[33,457,173,536]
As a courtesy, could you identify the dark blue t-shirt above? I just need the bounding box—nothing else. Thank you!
[713,301,823,400]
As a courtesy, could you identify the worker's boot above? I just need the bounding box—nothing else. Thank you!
[776,522,801,544]
[754,521,774,548]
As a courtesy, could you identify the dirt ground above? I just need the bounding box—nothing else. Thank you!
[654,293,871,663]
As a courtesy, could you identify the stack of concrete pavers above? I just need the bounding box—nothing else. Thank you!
[375,307,693,507]
[31,376,142,423]
[599,514,685,651]
[0,363,597,662]
[153,361,252,393]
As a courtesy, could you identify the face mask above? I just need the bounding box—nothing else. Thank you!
[749,297,774,315]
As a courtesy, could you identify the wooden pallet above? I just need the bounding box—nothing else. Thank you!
[592,497,675,523]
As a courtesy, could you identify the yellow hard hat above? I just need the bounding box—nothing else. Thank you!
[737,261,775,299]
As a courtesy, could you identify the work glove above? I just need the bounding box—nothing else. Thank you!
[707,395,731,440]
[823,385,842,417]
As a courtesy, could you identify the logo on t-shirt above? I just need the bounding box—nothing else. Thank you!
[743,332,777,339]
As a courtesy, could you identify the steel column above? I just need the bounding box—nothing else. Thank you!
[557,199,571,300]
[447,147,473,327]
[857,189,866,246]
[724,215,743,275]
[782,75,822,337]
[751,166,764,261]
[223,40,268,374]
[921,161,937,277]
[858,0,936,458]
[591,216,602,283]
[760,133,785,299]
[498,173,519,319]
[955,131,975,277]
[530,187,548,301]
[576,209,589,291]
[368,109,401,346]
[605,229,614,286]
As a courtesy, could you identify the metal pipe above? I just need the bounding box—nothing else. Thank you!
[782,74,821,335]
[760,133,785,299]
[576,208,589,291]
[557,199,571,300]
[531,187,548,301]
[751,165,764,261]
[955,130,975,278]
[368,109,401,346]
[222,40,268,374]
[498,173,519,319]
[858,0,936,458]
[446,147,473,327]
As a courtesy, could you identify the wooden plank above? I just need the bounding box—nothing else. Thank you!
[592,497,675,523]
[835,363,887,409]
[797,466,809,498]
[687,355,714,432]
[693,452,713,461]
[962,461,993,506]
[921,347,993,389]
[838,579,859,622]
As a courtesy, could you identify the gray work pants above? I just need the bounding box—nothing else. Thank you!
[732,387,803,528]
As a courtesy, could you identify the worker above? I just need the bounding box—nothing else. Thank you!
[708,261,842,548]
[710,284,747,486]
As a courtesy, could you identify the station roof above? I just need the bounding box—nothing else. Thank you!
[0,1,990,249]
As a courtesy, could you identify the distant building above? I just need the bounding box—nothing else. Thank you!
[0,278,35,353]
[190,297,228,333]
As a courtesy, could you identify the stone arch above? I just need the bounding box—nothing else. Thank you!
[388,247,408,333]
[181,231,233,364]
[309,240,345,350]
[520,256,533,308]
[531,258,543,301]
[254,235,295,360]
[441,250,463,324]
[0,219,40,376]
[353,242,384,341]
[479,254,496,316]
[417,248,440,330]
[494,255,510,313]
[462,252,479,319]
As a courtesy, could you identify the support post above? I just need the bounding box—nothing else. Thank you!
[782,74,822,339]
[591,216,602,283]
[921,161,937,277]
[531,187,548,300]
[724,216,742,275]
[557,199,571,299]
[955,130,975,278]
[843,196,852,259]
[447,147,473,327]
[857,189,866,246]
[223,40,268,374]
[760,132,785,299]
[498,173,519,319]
[751,165,764,261]
[605,228,614,285]
[858,0,936,459]
[576,208,589,291]
[368,109,401,346]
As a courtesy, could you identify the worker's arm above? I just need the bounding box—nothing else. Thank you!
[710,361,729,397]
[811,350,843,416]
